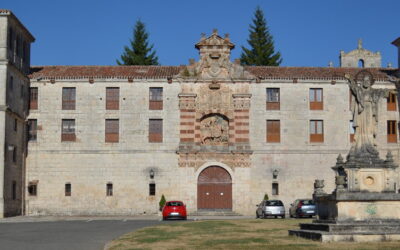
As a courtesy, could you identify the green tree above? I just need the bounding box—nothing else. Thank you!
[263,193,269,201]
[159,194,166,211]
[117,20,159,65]
[240,6,282,66]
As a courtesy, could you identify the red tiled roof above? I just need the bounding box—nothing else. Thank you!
[29,66,183,79]
[29,65,397,81]
[245,66,396,81]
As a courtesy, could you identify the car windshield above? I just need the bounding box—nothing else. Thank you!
[265,200,283,206]
[166,201,183,206]
[301,200,315,205]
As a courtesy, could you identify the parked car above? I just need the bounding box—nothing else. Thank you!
[162,201,187,220]
[289,199,316,218]
[256,200,285,219]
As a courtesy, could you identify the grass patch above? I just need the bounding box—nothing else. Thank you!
[107,219,400,250]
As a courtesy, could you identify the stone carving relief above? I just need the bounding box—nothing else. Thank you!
[178,152,251,169]
[178,29,254,81]
[200,115,229,145]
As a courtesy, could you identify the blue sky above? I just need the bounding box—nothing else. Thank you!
[3,0,400,67]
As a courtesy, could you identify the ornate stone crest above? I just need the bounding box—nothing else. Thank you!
[200,115,229,145]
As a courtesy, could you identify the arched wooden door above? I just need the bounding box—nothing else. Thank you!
[197,166,232,210]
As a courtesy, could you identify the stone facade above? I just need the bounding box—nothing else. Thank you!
[0,10,34,217]
[1,10,400,217]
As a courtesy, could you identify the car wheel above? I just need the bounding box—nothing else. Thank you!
[281,215,285,219]
[289,213,293,218]
[309,215,312,218]
[162,217,166,221]
[183,217,187,220]
[274,216,277,219]
[262,212,266,219]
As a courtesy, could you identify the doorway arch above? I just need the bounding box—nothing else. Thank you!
[197,166,232,210]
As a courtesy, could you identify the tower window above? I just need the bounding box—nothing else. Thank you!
[12,181,17,200]
[358,59,365,68]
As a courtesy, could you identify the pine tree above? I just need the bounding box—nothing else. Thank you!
[117,20,159,65]
[240,6,282,66]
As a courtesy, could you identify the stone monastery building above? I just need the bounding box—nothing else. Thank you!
[1,10,400,217]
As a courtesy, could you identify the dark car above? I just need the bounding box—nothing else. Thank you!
[162,201,187,220]
[289,199,316,218]
[256,200,285,219]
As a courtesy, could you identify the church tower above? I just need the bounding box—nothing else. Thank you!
[340,39,381,68]
[0,10,35,217]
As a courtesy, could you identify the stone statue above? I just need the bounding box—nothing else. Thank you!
[344,70,391,153]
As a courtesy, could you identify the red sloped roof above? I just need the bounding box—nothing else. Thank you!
[29,65,397,81]
[29,65,183,79]
[245,66,396,80]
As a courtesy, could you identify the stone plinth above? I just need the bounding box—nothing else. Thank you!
[290,150,400,242]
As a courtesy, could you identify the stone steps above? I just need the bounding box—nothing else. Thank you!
[299,222,400,233]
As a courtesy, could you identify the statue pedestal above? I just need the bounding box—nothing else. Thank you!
[289,151,400,242]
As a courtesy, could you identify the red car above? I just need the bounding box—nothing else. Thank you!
[162,201,187,220]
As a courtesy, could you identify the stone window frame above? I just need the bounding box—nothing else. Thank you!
[106,87,120,110]
[28,181,38,196]
[149,183,156,196]
[105,119,119,143]
[266,88,280,110]
[29,87,38,110]
[387,120,397,143]
[149,87,163,110]
[266,120,280,143]
[106,183,113,196]
[310,120,324,143]
[61,119,76,142]
[28,119,37,142]
[309,88,323,110]
[62,87,76,110]
[65,183,71,197]
[272,182,279,195]
[387,92,397,111]
[149,119,163,143]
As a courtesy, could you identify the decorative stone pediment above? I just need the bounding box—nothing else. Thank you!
[179,29,254,81]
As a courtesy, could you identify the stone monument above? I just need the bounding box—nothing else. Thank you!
[289,70,400,242]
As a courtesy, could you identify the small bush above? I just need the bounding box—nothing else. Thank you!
[159,194,166,211]
[263,193,269,201]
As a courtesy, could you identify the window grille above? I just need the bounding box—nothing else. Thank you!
[310,88,323,110]
[149,119,163,142]
[61,119,76,141]
[310,120,324,142]
[149,87,163,110]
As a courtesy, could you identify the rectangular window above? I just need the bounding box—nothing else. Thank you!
[106,183,113,196]
[9,76,13,91]
[12,147,17,163]
[272,183,279,195]
[12,181,16,200]
[266,88,280,110]
[8,27,13,50]
[387,120,397,143]
[266,120,280,143]
[65,183,71,196]
[62,87,76,110]
[149,87,163,110]
[387,92,397,111]
[310,120,324,143]
[28,182,37,196]
[61,119,76,142]
[28,119,37,141]
[350,120,355,143]
[14,118,17,132]
[105,119,119,143]
[29,87,38,110]
[149,119,163,142]
[106,87,120,110]
[310,88,323,110]
[149,183,156,196]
